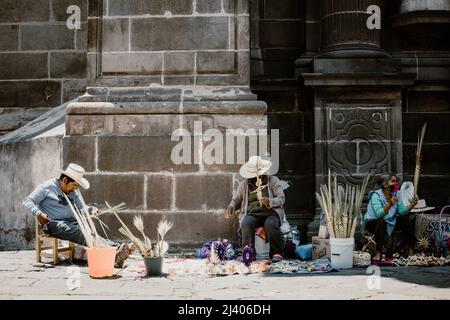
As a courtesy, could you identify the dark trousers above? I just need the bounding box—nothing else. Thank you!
[365,215,416,252]
[241,214,284,258]
[46,219,117,247]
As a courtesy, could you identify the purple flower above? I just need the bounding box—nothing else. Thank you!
[241,245,256,267]
[213,241,225,261]
[200,241,212,259]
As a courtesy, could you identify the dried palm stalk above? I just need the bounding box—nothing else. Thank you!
[107,202,148,255]
[133,215,152,254]
[76,189,111,240]
[250,160,268,202]
[110,203,173,257]
[63,193,109,248]
[315,171,371,238]
[96,203,127,217]
[157,220,173,256]
[413,123,427,199]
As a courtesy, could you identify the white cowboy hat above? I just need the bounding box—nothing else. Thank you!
[410,199,435,213]
[239,156,272,179]
[61,163,90,189]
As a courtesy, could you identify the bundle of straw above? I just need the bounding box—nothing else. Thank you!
[413,123,427,200]
[76,189,112,240]
[108,201,173,257]
[63,193,109,248]
[315,171,371,238]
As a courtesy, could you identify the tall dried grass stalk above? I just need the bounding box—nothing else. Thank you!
[316,170,371,238]
[63,193,109,248]
[109,202,173,257]
[413,123,427,199]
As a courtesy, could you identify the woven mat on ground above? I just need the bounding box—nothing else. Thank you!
[125,258,271,276]
[268,259,336,274]
[372,255,450,267]
[125,258,337,276]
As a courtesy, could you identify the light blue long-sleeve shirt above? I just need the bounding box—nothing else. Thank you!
[363,189,409,236]
[23,179,90,220]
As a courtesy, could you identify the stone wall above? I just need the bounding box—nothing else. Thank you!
[0,135,63,250]
[402,85,450,206]
[388,0,450,206]
[250,0,314,243]
[0,0,88,136]
[1,0,449,250]
[65,87,267,248]
[88,0,250,86]
[62,0,267,248]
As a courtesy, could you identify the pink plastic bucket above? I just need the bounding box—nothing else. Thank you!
[86,247,116,278]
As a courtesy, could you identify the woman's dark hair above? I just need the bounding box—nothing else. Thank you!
[375,173,399,189]
[59,174,75,184]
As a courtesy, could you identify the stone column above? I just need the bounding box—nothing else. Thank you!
[64,0,268,248]
[318,0,387,58]
[297,0,417,237]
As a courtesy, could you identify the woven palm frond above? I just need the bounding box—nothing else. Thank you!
[315,171,371,238]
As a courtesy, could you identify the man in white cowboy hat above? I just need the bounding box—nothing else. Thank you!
[224,156,286,262]
[23,163,132,267]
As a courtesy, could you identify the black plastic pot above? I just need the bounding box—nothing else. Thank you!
[143,256,163,276]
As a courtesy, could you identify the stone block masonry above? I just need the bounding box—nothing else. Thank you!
[64,85,267,246]
[0,0,88,135]
[91,0,250,86]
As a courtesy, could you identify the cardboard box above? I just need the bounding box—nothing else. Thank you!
[312,236,330,260]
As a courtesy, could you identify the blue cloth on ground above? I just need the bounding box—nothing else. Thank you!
[295,244,313,260]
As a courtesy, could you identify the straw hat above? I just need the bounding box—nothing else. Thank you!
[239,156,272,179]
[410,199,435,213]
[61,163,90,189]
[400,182,434,212]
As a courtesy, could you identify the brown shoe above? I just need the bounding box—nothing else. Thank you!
[114,243,131,268]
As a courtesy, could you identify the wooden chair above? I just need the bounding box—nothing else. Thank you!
[35,218,75,264]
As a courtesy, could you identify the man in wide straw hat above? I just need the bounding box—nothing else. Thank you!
[225,156,286,262]
[23,163,132,267]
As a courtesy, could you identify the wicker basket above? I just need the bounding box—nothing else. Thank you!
[353,251,371,267]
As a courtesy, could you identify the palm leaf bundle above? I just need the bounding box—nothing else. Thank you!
[76,189,111,240]
[315,170,371,238]
[413,123,427,199]
[109,203,173,257]
[63,193,109,248]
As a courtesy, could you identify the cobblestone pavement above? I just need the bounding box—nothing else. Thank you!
[0,250,449,300]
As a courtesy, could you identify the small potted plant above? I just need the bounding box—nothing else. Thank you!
[108,203,173,276]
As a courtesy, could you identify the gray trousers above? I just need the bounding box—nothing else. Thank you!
[241,214,284,258]
[46,219,116,247]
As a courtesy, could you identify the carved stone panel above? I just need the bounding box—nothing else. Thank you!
[325,105,399,185]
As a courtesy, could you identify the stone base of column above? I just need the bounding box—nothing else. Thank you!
[315,45,391,59]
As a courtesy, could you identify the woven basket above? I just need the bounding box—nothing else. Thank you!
[353,251,371,267]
